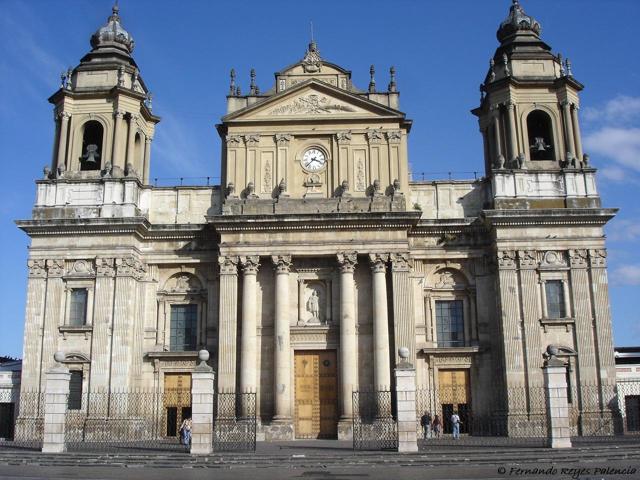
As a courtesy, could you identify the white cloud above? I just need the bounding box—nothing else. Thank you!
[611,265,640,286]
[583,127,640,172]
[583,95,640,125]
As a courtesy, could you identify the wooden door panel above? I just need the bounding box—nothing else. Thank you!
[295,350,338,439]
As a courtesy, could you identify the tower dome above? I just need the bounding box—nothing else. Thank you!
[497,0,541,43]
[90,4,135,54]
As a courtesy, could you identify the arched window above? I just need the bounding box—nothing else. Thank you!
[80,121,103,171]
[527,110,554,160]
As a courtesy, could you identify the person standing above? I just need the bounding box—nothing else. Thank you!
[451,412,461,439]
[179,417,192,446]
[420,411,432,440]
[432,414,442,438]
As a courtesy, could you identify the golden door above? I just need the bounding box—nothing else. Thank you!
[164,373,192,437]
[294,350,338,439]
[437,369,470,434]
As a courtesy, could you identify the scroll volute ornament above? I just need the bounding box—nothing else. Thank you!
[218,256,238,275]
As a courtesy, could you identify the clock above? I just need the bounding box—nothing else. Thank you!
[302,148,326,172]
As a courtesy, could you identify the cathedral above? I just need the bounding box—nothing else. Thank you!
[17,0,617,441]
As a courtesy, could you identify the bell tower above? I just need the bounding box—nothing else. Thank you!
[47,4,159,183]
[474,0,586,174]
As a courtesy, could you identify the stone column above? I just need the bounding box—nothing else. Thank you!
[337,252,357,439]
[395,349,418,453]
[239,256,260,395]
[390,253,414,366]
[493,114,504,166]
[369,254,391,390]
[191,350,215,455]
[112,110,125,171]
[506,102,518,162]
[56,112,71,172]
[272,255,292,424]
[217,256,238,392]
[562,101,576,160]
[543,348,572,449]
[125,114,137,170]
[143,137,152,184]
[40,260,65,393]
[42,352,71,453]
[89,258,116,400]
[571,106,584,162]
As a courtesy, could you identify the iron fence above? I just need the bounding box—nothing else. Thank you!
[416,386,547,448]
[352,390,397,450]
[0,392,43,451]
[213,392,256,451]
[65,389,190,452]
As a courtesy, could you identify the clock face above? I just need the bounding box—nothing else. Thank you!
[302,148,326,171]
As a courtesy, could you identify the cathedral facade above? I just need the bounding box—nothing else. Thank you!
[17,1,617,441]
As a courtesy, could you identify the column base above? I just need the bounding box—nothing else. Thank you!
[263,419,294,441]
[337,419,353,440]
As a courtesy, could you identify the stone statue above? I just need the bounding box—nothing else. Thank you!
[226,182,236,198]
[278,178,287,197]
[306,290,320,321]
[372,179,382,196]
[43,166,51,180]
[102,162,112,178]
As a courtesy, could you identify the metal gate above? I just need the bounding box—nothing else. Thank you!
[213,392,256,451]
[352,390,397,450]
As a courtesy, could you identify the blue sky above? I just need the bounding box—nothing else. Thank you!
[0,0,639,358]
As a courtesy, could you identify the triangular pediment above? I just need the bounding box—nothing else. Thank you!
[223,79,404,122]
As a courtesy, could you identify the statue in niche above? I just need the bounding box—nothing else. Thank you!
[307,290,320,321]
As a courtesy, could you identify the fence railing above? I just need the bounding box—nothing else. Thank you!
[352,390,397,451]
[213,392,256,451]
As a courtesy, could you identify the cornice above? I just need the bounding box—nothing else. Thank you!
[482,208,617,227]
[208,211,421,233]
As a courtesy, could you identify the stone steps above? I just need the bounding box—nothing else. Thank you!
[0,443,639,468]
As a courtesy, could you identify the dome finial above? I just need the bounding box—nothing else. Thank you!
[90,1,135,54]
[497,0,541,43]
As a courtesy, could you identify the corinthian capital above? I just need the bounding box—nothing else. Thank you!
[46,259,65,278]
[96,258,116,277]
[115,256,146,279]
[390,252,411,272]
[569,249,588,269]
[272,255,292,274]
[240,255,260,275]
[589,249,607,268]
[337,252,358,273]
[517,250,537,269]
[497,250,516,269]
[27,259,47,278]
[368,253,389,273]
[218,256,238,275]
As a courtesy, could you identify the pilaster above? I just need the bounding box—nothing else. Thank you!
[390,253,414,366]
[217,256,238,391]
[89,258,115,400]
[40,259,65,392]
[496,250,525,392]
[588,250,617,413]
[20,260,47,397]
[110,256,145,391]
[518,250,543,388]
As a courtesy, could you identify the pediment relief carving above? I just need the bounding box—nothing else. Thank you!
[161,272,204,294]
[270,93,358,116]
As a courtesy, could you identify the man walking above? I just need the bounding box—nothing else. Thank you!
[451,412,461,439]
